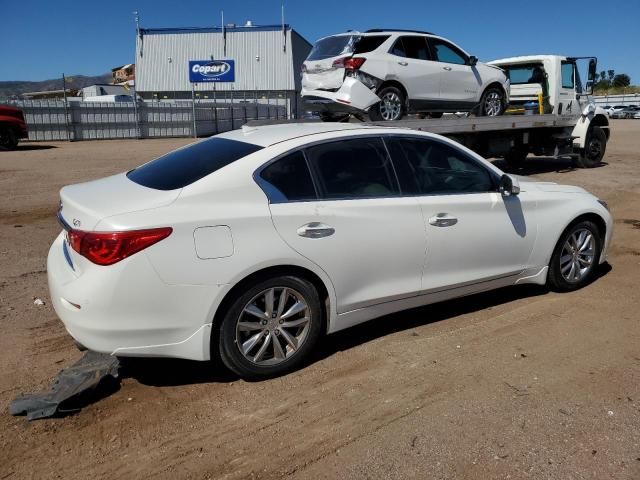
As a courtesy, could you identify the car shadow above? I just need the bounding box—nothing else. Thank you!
[123,264,612,387]
[493,156,608,175]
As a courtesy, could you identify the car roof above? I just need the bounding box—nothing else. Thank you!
[216,122,380,147]
[489,55,567,65]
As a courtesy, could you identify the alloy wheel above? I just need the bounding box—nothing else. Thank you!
[483,91,502,116]
[559,228,596,282]
[379,92,402,121]
[235,287,311,366]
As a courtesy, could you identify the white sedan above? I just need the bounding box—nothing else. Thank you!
[48,123,613,379]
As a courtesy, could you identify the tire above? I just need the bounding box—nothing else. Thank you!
[547,220,602,292]
[368,85,405,121]
[479,87,505,116]
[0,127,18,150]
[218,276,323,380]
[572,126,606,168]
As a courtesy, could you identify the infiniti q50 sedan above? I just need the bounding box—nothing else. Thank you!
[48,123,612,379]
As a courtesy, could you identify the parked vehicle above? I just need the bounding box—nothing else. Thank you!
[83,94,137,103]
[605,105,627,117]
[49,123,613,379]
[301,29,510,121]
[0,105,28,149]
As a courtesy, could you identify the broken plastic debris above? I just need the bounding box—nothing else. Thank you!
[9,351,120,420]
[33,298,45,306]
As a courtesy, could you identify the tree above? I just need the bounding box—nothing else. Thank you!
[607,70,615,81]
[612,73,631,88]
[595,79,611,90]
[599,70,606,82]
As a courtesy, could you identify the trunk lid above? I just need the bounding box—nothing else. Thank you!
[59,173,180,231]
[302,34,358,91]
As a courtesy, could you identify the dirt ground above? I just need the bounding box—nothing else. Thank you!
[1,121,639,480]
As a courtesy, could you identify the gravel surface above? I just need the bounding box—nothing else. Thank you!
[1,121,639,479]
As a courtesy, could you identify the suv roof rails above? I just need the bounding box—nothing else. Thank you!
[365,28,434,35]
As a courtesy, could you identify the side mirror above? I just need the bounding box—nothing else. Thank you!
[468,55,478,67]
[499,174,520,197]
[588,59,597,82]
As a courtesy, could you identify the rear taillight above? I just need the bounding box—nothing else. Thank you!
[344,57,366,71]
[68,227,172,266]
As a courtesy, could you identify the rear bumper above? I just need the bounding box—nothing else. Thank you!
[47,232,225,361]
[302,77,380,114]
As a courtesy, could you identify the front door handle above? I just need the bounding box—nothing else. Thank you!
[297,222,335,238]
[428,213,458,227]
[398,61,409,66]
[443,66,452,71]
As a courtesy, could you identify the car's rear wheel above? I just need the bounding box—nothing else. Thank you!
[547,220,602,292]
[0,127,18,150]
[369,86,405,121]
[218,276,323,380]
[479,87,505,116]
[572,126,606,168]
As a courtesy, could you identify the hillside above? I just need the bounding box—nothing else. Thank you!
[0,73,112,98]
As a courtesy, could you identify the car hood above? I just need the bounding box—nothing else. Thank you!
[513,176,589,194]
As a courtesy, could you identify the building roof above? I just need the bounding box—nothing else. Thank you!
[140,24,294,35]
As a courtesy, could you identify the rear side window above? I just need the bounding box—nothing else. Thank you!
[307,35,356,61]
[259,151,317,202]
[390,36,430,60]
[127,137,263,190]
[354,35,390,54]
[430,39,467,65]
[386,137,495,194]
[305,138,399,199]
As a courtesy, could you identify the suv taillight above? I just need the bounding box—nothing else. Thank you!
[68,227,172,266]
[344,57,366,71]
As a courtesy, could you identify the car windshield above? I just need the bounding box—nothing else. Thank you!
[127,137,263,190]
[307,35,358,61]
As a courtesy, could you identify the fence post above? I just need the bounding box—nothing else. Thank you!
[191,84,197,138]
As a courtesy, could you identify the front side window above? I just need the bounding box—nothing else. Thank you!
[258,151,317,202]
[561,62,575,89]
[430,39,467,65]
[305,138,399,199]
[386,137,495,194]
[127,138,263,190]
[390,36,430,60]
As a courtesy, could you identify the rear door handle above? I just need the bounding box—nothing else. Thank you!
[297,222,335,238]
[428,213,458,227]
[443,66,452,71]
[398,61,409,66]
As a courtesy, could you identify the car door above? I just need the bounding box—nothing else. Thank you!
[388,36,440,102]
[427,38,479,106]
[260,137,426,314]
[385,135,538,291]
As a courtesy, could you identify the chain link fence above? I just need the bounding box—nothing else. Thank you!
[2,90,294,142]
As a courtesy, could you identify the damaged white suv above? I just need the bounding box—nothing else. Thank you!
[301,29,510,121]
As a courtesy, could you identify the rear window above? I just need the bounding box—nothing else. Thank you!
[502,64,545,84]
[127,137,263,190]
[307,35,357,61]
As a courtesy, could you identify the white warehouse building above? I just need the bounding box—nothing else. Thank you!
[135,23,312,115]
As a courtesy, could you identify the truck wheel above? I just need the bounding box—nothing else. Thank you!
[369,86,405,121]
[479,87,505,116]
[0,127,18,150]
[573,127,606,168]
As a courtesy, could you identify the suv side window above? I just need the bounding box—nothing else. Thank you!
[390,36,430,60]
[259,151,317,202]
[561,61,575,89]
[386,137,496,194]
[429,39,467,65]
[305,138,399,199]
[354,35,390,54]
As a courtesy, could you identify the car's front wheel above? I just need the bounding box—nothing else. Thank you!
[479,87,505,116]
[218,276,323,380]
[368,86,405,121]
[547,220,602,292]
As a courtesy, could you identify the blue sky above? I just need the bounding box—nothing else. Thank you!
[3,0,639,83]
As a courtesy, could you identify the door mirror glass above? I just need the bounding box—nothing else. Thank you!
[588,59,597,82]
[468,55,478,67]
[499,174,520,197]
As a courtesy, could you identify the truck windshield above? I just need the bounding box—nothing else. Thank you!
[307,35,358,61]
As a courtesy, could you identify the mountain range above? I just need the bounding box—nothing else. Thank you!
[0,73,112,99]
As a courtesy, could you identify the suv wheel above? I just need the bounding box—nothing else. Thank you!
[369,86,405,121]
[479,87,505,116]
[0,127,18,150]
[218,276,323,380]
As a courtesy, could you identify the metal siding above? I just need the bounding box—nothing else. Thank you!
[136,28,304,92]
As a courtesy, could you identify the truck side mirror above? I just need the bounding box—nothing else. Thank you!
[468,55,478,67]
[500,174,520,197]
[586,58,597,95]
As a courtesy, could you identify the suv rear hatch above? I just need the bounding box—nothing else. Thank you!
[302,34,359,91]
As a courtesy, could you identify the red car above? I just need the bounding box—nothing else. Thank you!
[0,105,29,149]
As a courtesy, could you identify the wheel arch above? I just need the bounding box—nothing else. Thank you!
[211,264,332,342]
[482,81,508,100]
[548,211,608,265]
[377,80,408,105]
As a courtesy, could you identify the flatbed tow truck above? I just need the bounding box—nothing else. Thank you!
[296,55,610,168]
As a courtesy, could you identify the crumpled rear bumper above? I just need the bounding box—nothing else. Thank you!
[302,77,381,113]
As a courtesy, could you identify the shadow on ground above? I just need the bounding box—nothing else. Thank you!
[493,156,607,175]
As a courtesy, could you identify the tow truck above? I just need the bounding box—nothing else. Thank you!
[303,55,610,168]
